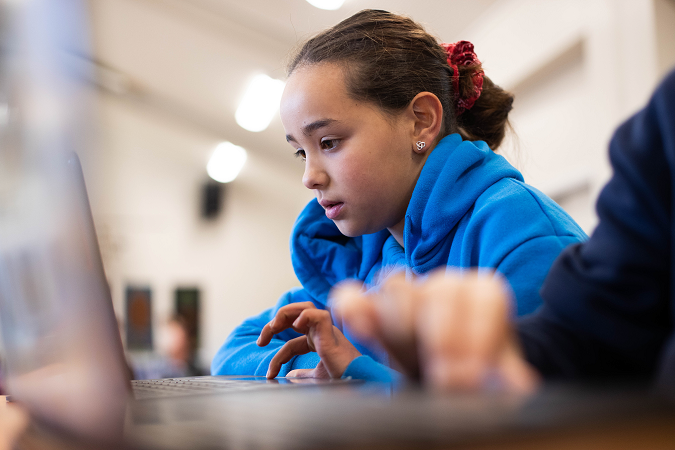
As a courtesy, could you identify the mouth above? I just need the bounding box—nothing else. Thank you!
[319,200,344,220]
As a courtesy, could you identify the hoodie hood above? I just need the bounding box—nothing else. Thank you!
[291,134,523,304]
[405,134,522,272]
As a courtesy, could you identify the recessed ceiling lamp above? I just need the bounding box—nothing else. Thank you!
[207,142,248,183]
[306,0,344,10]
[235,74,285,132]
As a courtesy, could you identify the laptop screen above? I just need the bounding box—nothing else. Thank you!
[0,0,129,443]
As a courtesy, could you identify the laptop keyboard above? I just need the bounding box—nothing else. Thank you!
[131,377,283,400]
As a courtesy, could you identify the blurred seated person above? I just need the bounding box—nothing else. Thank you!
[130,316,206,380]
[334,67,675,393]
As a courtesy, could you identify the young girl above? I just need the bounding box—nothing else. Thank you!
[211,10,587,381]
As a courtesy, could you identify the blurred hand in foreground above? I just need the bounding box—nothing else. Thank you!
[258,302,362,379]
[333,270,540,393]
[0,401,29,450]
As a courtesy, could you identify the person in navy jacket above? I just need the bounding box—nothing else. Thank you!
[335,68,675,391]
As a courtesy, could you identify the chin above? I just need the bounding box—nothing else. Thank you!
[333,220,380,238]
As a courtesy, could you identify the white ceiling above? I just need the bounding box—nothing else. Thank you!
[88,0,499,170]
[185,0,499,46]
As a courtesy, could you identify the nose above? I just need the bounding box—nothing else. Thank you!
[302,156,329,190]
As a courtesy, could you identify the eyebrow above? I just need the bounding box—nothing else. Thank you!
[285,118,337,143]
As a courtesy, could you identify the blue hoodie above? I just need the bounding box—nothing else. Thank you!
[211,134,587,380]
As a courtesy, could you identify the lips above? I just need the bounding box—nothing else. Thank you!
[319,199,344,220]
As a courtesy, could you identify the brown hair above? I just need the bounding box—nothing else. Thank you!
[287,9,514,150]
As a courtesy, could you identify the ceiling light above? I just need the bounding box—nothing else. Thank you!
[305,0,344,10]
[235,74,285,132]
[207,142,247,183]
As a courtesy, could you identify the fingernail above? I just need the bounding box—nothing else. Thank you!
[256,336,261,346]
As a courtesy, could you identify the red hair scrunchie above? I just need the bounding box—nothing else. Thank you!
[441,41,484,116]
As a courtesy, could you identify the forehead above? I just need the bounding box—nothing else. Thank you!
[280,63,351,124]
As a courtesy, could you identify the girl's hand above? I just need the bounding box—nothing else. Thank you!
[333,271,539,393]
[286,360,329,379]
[257,302,362,379]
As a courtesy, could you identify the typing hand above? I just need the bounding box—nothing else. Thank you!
[333,271,539,392]
[257,302,362,379]
[285,360,329,379]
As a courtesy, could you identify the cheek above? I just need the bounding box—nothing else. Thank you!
[339,159,381,195]
[330,153,364,182]
[337,131,413,203]
[344,166,403,212]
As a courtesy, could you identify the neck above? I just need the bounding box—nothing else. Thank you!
[387,143,437,248]
[388,218,405,248]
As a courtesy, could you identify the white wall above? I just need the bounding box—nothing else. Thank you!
[84,0,314,367]
[459,0,668,232]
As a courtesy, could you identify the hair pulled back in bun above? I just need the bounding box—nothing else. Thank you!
[287,9,514,150]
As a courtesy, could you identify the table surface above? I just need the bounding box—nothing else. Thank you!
[6,385,675,450]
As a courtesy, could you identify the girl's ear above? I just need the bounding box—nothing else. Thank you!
[408,92,443,153]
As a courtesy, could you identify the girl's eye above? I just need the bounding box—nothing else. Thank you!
[320,139,339,150]
[294,149,306,161]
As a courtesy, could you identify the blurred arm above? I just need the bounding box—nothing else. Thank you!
[518,71,675,381]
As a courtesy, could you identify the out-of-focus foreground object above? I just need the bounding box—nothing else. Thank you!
[332,271,541,393]
[0,0,128,444]
[0,400,29,450]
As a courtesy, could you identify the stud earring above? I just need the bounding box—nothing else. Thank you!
[416,141,426,151]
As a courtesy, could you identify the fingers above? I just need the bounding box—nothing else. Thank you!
[337,269,537,393]
[333,274,424,378]
[291,308,363,379]
[422,272,507,357]
[417,271,516,390]
[267,336,311,379]
[287,361,330,379]
[333,275,424,378]
[376,272,420,343]
[286,369,315,378]
[333,274,418,344]
[332,281,379,341]
[264,302,362,380]
[417,273,470,387]
[311,360,331,379]
[290,308,335,343]
[372,273,424,378]
[258,302,317,347]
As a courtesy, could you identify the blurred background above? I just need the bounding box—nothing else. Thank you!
[47,0,675,375]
